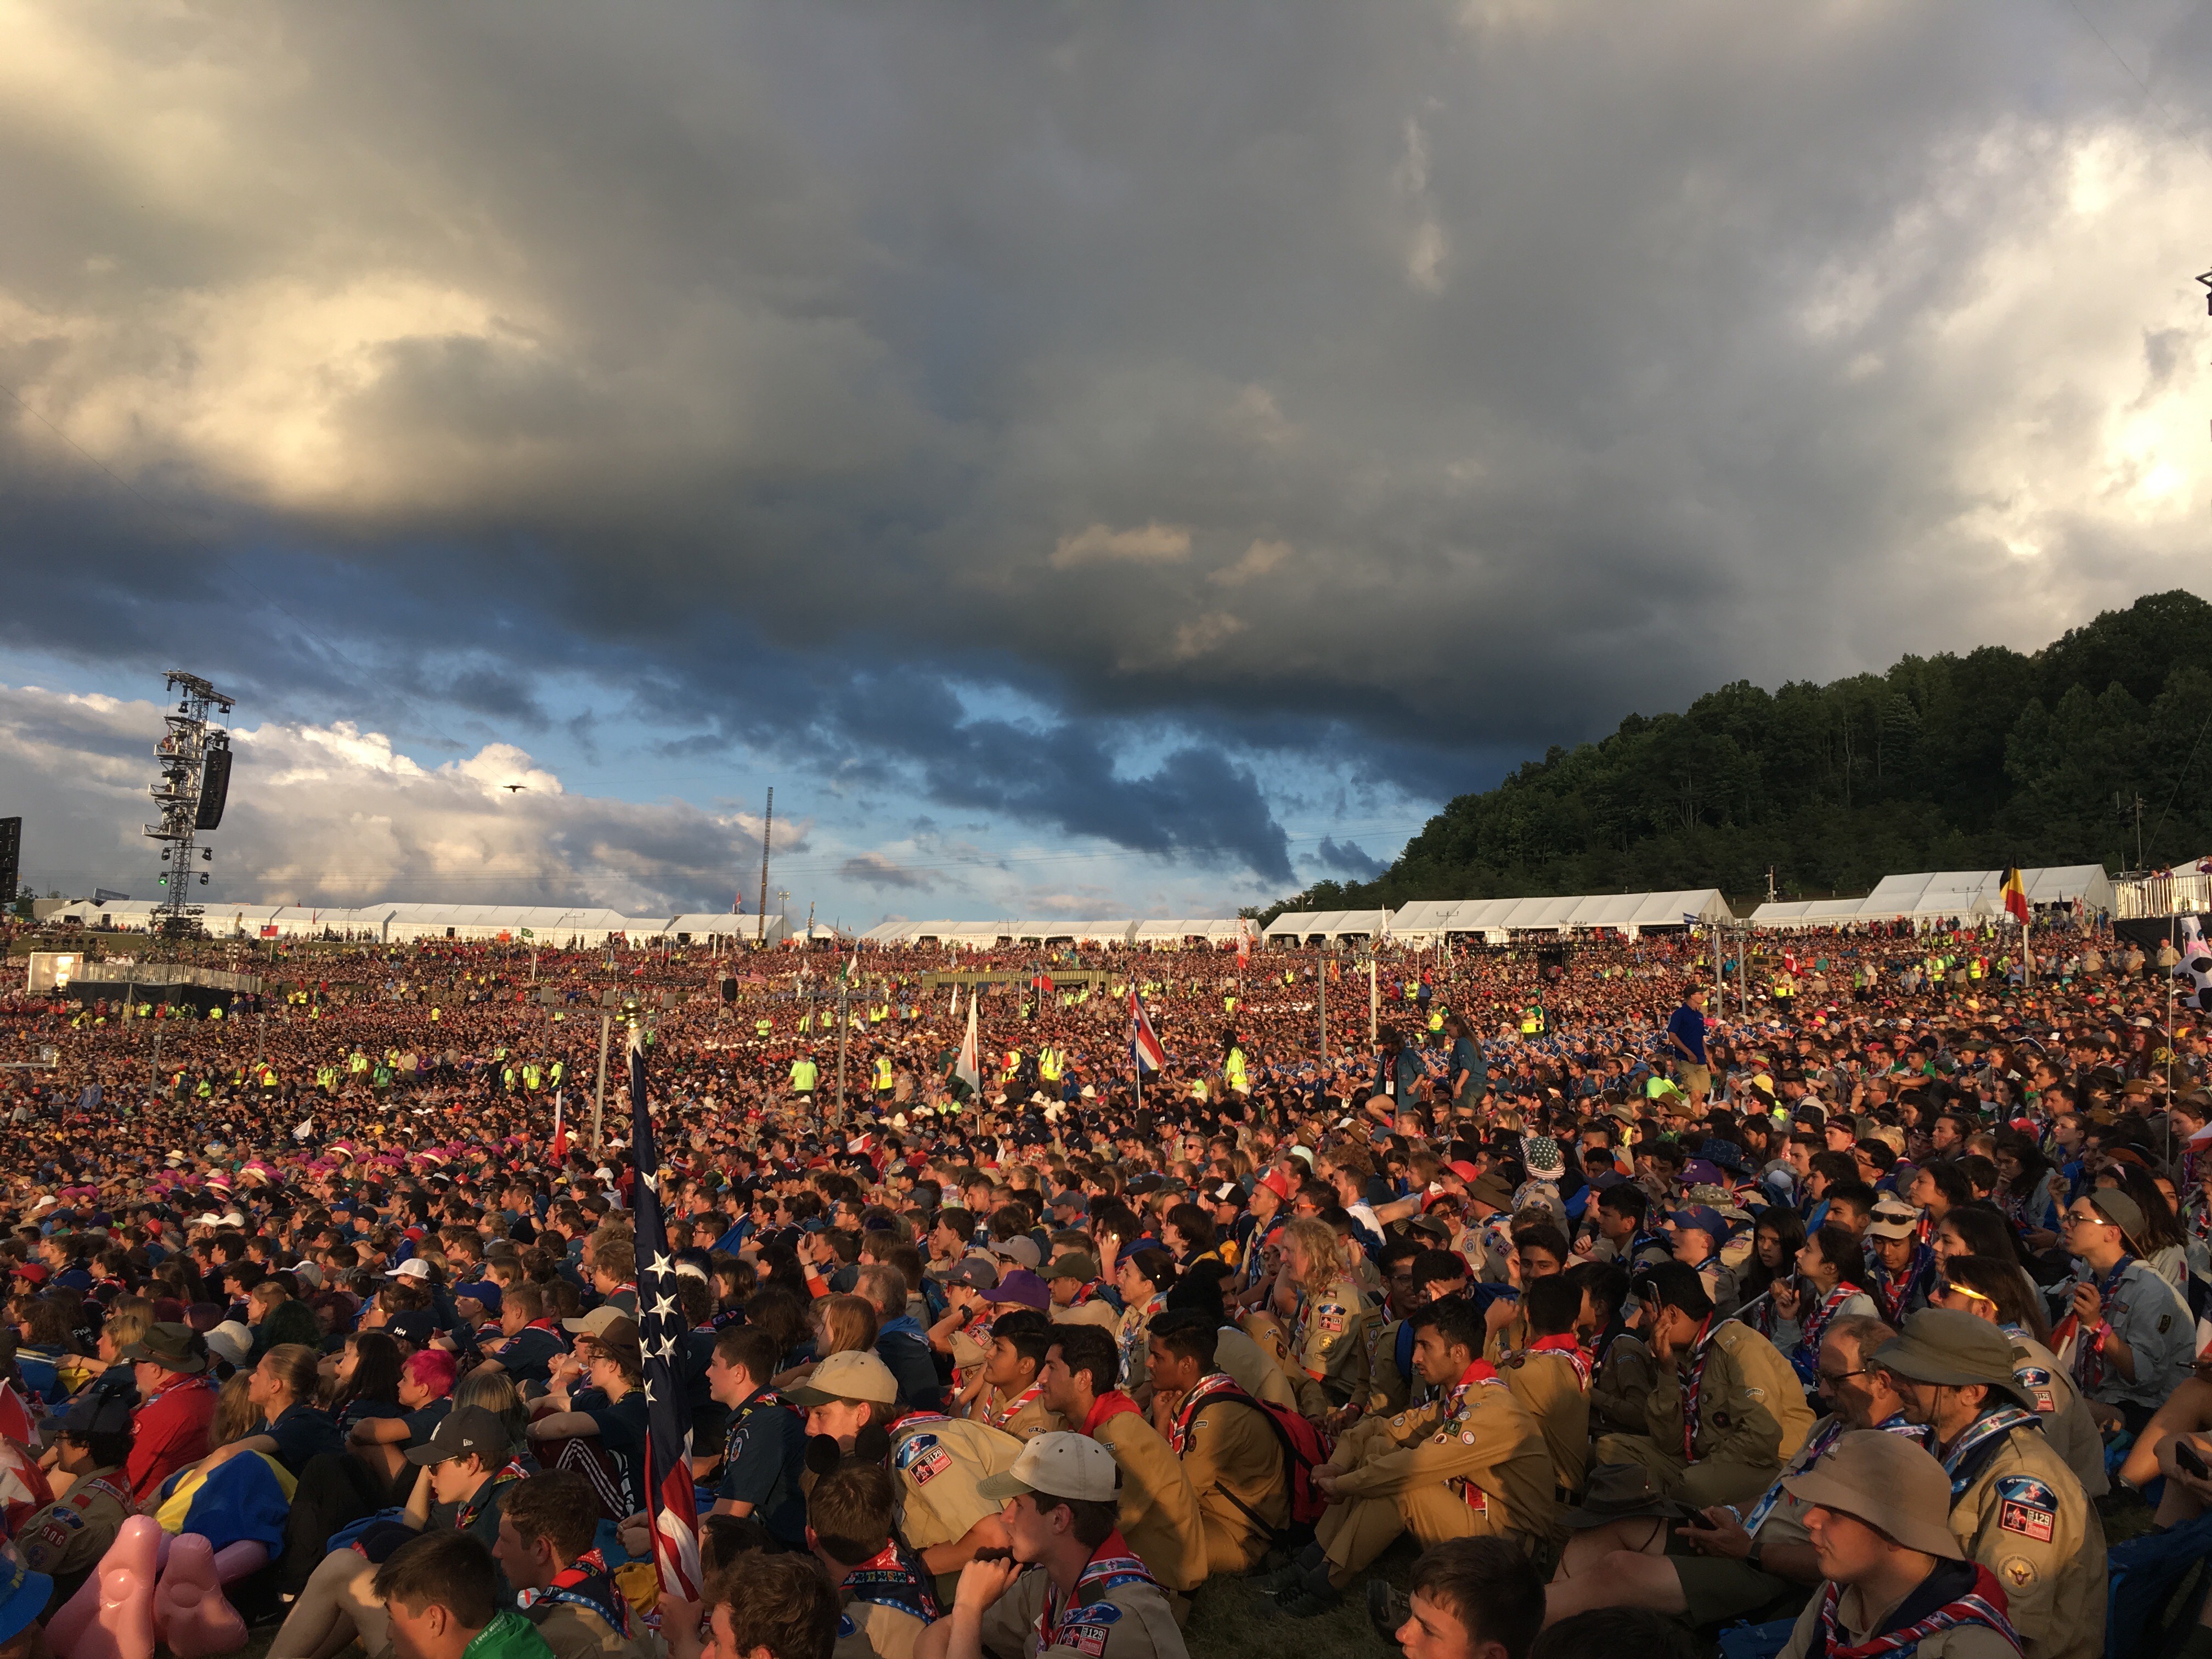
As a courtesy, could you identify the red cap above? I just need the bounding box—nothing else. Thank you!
[1447,1160,1482,1183]
[13,1263,48,1284]
[1257,1169,1293,1201]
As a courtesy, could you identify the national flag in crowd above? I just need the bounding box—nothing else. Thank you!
[1128,985,1165,1074]
[1031,968,1056,995]
[550,1093,568,1164]
[628,1025,701,1604]
[953,995,981,1094]
[2000,867,2030,924]
[1236,918,1254,968]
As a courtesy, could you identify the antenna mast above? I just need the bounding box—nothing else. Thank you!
[756,787,774,945]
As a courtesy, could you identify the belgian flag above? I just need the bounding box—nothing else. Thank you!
[2000,867,2030,924]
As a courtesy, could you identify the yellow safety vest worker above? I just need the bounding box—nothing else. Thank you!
[1520,1005,1545,1035]
[874,1056,893,1091]
[756,1018,771,1037]
[1039,1047,1063,1082]
[791,1057,819,1093]
[1224,1047,1247,1091]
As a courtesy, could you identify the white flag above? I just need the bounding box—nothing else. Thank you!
[954,994,981,1094]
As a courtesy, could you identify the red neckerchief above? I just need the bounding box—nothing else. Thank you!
[1037,1531,1161,1652]
[1524,1332,1593,1391]
[1813,1561,2019,1658]
[1081,1391,1142,1436]
[1798,1283,1858,1359]
[1678,1314,1719,1461]
[839,1537,939,1623]
[1066,1279,1106,1306]
[983,1379,1046,1431]
[525,1317,562,1333]
[1436,1358,1504,1433]
[518,1547,631,1637]
[1165,1371,1249,1454]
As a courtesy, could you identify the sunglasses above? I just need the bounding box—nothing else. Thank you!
[1933,1278,1995,1306]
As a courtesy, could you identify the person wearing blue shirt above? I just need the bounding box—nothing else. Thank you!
[1664,988,1711,1102]
[703,1327,808,1547]
[1445,1013,1487,1110]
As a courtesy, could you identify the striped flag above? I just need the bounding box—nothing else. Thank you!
[628,1025,701,1604]
[2000,867,2030,924]
[1127,985,1165,1074]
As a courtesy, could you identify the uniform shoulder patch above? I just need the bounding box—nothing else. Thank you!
[837,1615,856,1639]
[1995,1475,2057,1544]
[1999,1555,2038,1589]
[894,1432,953,1485]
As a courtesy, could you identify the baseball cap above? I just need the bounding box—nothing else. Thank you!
[10,1265,47,1286]
[385,1259,432,1282]
[385,1310,438,1348]
[986,1268,1051,1313]
[403,1404,512,1466]
[1782,1430,1963,1560]
[1046,1254,1100,1282]
[785,1350,899,1409]
[453,1281,503,1313]
[204,1321,254,1371]
[119,1322,207,1375]
[1871,1309,2040,1412]
[562,1305,631,1338]
[976,1431,1122,1503]
[936,1258,1000,1291]
[2085,1188,2147,1247]
[990,1237,1042,1271]
[1256,1169,1293,1202]
[1669,1205,1728,1241]
[61,1393,136,1440]
[1049,1190,1088,1213]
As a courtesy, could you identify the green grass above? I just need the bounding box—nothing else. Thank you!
[1181,1540,1420,1659]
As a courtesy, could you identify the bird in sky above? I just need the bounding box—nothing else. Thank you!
[504,784,528,793]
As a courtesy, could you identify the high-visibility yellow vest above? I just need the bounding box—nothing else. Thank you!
[874,1056,893,1091]
[1224,1048,1247,1091]
[1039,1047,1063,1082]
[1520,1005,1546,1035]
[791,1058,819,1092]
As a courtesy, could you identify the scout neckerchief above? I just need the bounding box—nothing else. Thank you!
[1738,1414,1928,1536]
[517,1547,631,1637]
[1867,1245,1933,1325]
[839,1537,939,1623]
[1118,1293,1165,1385]
[1791,1281,1861,1384]
[1437,1359,1508,1511]
[1064,1278,1108,1308]
[66,1470,132,1513]
[1165,1371,1250,1454]
[1937,1406,2038,1497]
[2060,1254,2135,1394]
[982,1379,1046,1433]
[1082,1391,1142,1436]
[1037,1530,1161,1653]
[1677,1314,1720,1460]
[456,1458,529,1533]
[1520,1332,1593,1391]
[141,1373,213,1415]
[1812,1560,2018,1659]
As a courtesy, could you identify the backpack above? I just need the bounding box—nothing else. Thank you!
[1210,1393,1336,1534]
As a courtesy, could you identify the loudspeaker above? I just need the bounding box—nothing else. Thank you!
[196,741,232,830]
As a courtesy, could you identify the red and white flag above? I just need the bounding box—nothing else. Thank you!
[1128,985,1165,1074]
[549,1093,568,1164]
[953,995,981,1095]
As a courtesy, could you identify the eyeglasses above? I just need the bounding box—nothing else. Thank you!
[1815,1368,1869,1385]
[2060,1210,2108,1228]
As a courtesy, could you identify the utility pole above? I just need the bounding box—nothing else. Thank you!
[1766,867,1777,905]
[1318,943,1329,1062]
[593,1013,611,1154]
[836,974,850,1108]
[756,787,774,945]
[775,888,790,946]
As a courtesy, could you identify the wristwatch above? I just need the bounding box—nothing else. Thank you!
[1746,1538,1765,1572]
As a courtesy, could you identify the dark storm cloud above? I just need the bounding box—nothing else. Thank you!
[1315,837,1383,880]
[5,0,2212,884]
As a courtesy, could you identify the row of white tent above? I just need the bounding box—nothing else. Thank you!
[42,898,845,948]
[40,862,2121,951]
[857,918,1247,947]
[1746,865,2115,928]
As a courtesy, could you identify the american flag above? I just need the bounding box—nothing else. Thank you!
[629,1024,701,1603]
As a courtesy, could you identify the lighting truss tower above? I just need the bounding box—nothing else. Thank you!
[144,670,235,939]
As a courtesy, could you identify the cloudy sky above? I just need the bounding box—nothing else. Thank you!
[4,1,2212,922]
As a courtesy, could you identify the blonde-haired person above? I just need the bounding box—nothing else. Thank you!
[1250,1217,1374,1420]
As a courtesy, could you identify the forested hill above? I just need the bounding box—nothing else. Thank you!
[1269,591,2212,921]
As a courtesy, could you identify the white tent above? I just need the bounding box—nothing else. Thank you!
[1750,865,2115,928]
[1262,909,1395,944]
[1387,890,1735,943]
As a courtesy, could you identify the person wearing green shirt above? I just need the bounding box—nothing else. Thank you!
[373,1532,553,1659]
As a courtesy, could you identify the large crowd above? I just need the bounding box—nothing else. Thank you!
[0,909,2200,1659]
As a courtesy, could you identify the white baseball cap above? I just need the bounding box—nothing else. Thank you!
[977,1431,1121,1504]
[385,1259,432,1281]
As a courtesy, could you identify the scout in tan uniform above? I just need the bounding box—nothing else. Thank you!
[967,1313,1065,1443]
[493,1471,645,1659]
[1256,1295,1556,1617]
[1570,1259,1657,1437]
[1261,1218,1373,1419]
[1545,1315,1914,1631]
[915,1434,1189,1659]
[791,1350,1024,1582]
[1594,1262,1814,1510]
[1500,1278,1592,1498]
[1144,1312,1289,1576]
[15,1393,133,1612]
[1046,1256,1121,1334]
[1928,1255,2107,1499]
[808,1463,941,1659]
[1210,1323,1301,1414]
[1773,1431,2025,1659]
[1874,1310,2104,1659]
[1036,1325,1206,1596]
